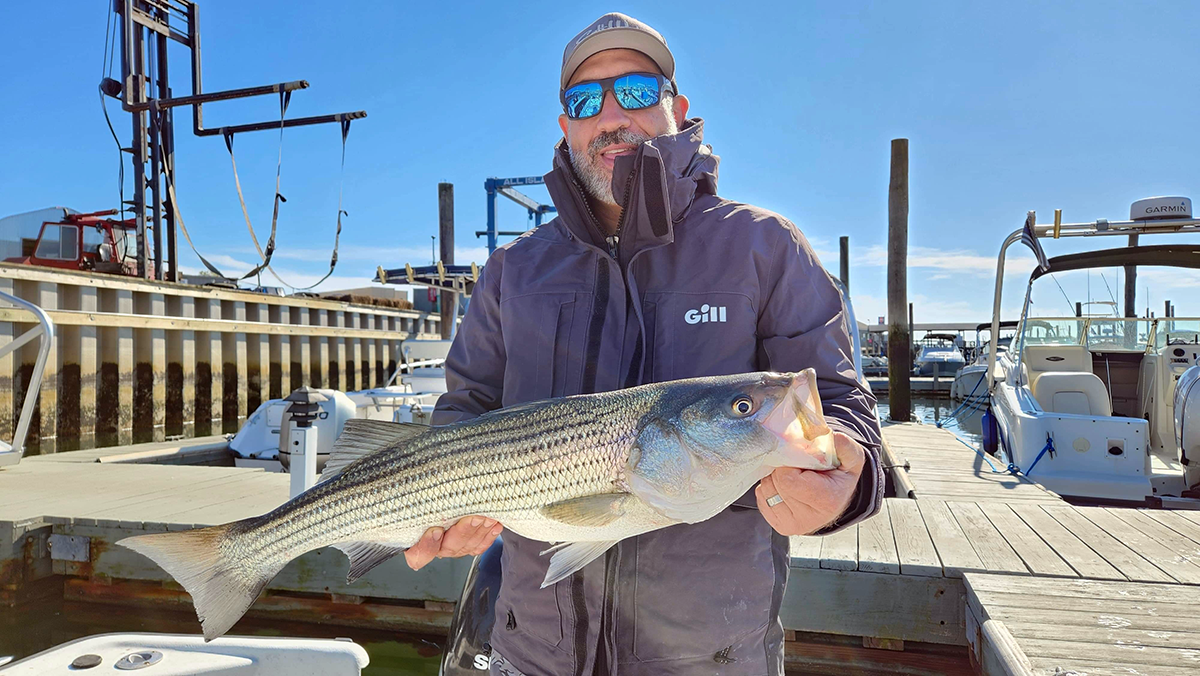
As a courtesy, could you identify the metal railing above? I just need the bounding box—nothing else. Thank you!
[0,290,55,467]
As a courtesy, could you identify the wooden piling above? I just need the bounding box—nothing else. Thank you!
[133,292,167,443]
[1124,234,1138,317]
[439,183,455,340]
[311,309,328,389]
[839,236,850,289]
[887,139,912,422]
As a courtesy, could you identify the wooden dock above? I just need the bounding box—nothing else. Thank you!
[867,376,953,395]
[5,422,1200,673]
[0,263,443,456]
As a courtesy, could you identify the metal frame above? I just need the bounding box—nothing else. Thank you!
[477,176,557,253]
[0,291,55,467]
[112,0,366,282]
[986,214,1200,390]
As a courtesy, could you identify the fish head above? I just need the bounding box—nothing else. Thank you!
[626,369,839,522]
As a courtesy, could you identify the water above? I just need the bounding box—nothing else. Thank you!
[876,394,987,449]
[0,596,442,674]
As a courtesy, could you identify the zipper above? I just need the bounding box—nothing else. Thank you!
[610,167,639,263]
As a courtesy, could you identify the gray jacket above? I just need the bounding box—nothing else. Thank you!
[433,119,882,676]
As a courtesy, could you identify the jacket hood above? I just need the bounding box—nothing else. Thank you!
[544,118,719,250]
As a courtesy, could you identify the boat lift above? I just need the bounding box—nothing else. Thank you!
[476,177,556,253]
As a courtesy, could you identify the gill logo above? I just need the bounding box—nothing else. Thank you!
[685,304,726,325]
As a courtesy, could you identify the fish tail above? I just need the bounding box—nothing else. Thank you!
[119,522,277,641]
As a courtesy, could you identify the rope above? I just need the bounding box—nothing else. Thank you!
[1023,435,1056,477]
[936,374,987,427]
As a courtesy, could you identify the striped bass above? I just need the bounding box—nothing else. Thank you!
[119,369,839,641]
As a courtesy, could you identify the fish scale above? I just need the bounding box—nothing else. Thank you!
[118,370,839,640]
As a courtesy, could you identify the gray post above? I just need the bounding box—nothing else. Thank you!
[1125,234,1139,317]
[839,236,850,290]
[887,139,911,422]
[438,183,455,340]
[1076,302,1082,318]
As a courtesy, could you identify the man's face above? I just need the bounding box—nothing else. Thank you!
[559,49,689,206]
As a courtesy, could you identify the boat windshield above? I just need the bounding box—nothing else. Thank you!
[1015,317,1200,354]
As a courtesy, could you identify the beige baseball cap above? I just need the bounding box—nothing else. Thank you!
[560,12,676,91]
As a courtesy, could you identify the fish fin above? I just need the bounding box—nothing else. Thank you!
[333,541,408,583]
[319,419,429,483]
[541,540,619,588]
[540,493,631,528]
[119,523,279,641]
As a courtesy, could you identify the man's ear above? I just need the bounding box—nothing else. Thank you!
[558,113,569,138]
[672,94,690,128]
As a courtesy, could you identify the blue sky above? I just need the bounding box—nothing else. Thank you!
[1,1,1197,326]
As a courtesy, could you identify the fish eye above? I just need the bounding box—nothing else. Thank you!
[731,396,754,417]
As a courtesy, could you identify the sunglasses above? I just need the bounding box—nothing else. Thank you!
[561,72,676,120]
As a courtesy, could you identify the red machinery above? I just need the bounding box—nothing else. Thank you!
[1,208,151,279]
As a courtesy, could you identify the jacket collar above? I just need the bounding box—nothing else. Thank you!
[544,118,719,251]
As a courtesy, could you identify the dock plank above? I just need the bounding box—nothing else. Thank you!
[916,500,984,577]
[887,498,942,577]
[1019,638,1200,670]
[1007,503,1125,580]
[1027,656,1180,676]
[1142,509,1200,548]
[1106,508,1200,568]
[979,503,1075,577]
[856,499,900,574]
[967,573,1200,676]
[818,523,858,571]
[1074,506,1200,584]
[1005,621,1200,650]
[1041,505,1175,583]
[946,501,1028,574]
[788,535,822,569]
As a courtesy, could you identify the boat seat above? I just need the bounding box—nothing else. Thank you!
[1024,344,1092,381]
[1031,371,1112,416]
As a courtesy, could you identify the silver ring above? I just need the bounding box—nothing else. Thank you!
[766,494,784,507]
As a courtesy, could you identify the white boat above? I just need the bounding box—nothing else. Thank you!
[983,196,1200,505]
[951,322,1016,403]
[228,339,451,472]
[912,333,966,377]
[0,633,367,675]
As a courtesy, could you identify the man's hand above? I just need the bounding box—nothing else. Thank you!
[755,431,865,536]
[404,516,504,571]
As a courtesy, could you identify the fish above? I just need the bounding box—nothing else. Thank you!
[119,369,839,641]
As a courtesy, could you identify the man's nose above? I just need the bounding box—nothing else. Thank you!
[594,90,631,133]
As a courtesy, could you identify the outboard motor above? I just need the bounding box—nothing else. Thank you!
[439,537,503,675]
[1175,365,1200,468]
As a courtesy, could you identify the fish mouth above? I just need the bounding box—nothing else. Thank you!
[760,370,839,470]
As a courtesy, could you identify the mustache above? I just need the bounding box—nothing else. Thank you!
[587,129,650,158]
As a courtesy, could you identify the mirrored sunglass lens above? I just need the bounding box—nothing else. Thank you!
[614,74,661,111]
[565,83,603,119]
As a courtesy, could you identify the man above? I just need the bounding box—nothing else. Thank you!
[415,13,882,675]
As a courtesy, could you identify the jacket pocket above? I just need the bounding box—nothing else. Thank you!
[628,513,775,667]
[499,292,578,402]
[644,292,758,382]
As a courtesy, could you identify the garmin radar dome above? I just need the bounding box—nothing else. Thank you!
[1131,196,1192,221]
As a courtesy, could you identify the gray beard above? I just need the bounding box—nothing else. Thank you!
[568,127,650,206]
[567,105,678,206]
